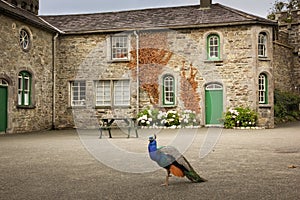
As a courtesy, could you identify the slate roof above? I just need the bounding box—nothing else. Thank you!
[41,3,277,34]
[0,0,58,33]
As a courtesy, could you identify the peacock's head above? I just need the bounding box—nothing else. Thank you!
[148,134,156,142]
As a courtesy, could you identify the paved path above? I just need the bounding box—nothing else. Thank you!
[0,122,299,200]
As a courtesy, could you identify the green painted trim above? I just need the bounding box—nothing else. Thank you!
[18,71,32,106]
[207,34,220,61]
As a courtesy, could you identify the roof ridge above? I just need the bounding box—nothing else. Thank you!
[40,4,200,17]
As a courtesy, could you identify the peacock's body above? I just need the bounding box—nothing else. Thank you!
[148,135,207,186]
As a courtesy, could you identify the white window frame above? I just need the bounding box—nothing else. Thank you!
[258,33,267,58]
[258,74,267,104]
[95,80,111,106]
[70,81,86,106]
[95,80,130,107]
[19,29,30,51]
[163,75,175,105]
[114,80,130,106]
[208,35,220,60]
[111,36,129,60]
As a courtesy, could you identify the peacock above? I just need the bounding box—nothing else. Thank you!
[148,134,207,186]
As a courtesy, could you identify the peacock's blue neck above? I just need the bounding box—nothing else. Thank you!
[148,140,158,161]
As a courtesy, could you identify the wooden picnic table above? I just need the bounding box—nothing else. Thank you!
[98,117,139,139]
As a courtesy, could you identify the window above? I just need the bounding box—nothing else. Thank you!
[258,32,267,57]
[259,74,268,104]
[19,29,30,51]
[18,71,31,106]
[207,34,220,60]
[111,36,129,60]
[163,75,175,105]
[70,81,86,106]
[95,80,111,106]
[95,80,130,107]
[114,80,130,106]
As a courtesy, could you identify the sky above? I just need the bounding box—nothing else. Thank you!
[39,0,276,18]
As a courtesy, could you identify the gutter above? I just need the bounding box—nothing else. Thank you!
[133,31,139,115]
[52,33,59,129]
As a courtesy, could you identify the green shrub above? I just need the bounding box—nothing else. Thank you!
[274,90,300,123]
[224,107,258,129]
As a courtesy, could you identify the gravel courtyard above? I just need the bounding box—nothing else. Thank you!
[0,122,299,200]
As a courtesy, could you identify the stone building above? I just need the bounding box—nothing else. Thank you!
[274,10,300,93]
[0,0,57,133]
[2,0,295,133]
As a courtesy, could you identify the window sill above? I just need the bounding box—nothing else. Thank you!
[160,105,177,108]
[259,104,272,109]
[109,59,130,63]
[17,105,36,109]
[204,59,223,64]
[258,57,271,61]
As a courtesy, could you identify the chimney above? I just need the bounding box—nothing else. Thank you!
[200,0,212,9]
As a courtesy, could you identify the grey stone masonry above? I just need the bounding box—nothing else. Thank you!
[54,25,274,129]
[0,14,54,133]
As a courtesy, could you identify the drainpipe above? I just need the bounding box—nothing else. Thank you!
[133,31,139,115]
[52,33,59,130]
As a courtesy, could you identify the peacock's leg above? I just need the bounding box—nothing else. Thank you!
[161,170,171,186]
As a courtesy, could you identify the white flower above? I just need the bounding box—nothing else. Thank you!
[146,121,150,125]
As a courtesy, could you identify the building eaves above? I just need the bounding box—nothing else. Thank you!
[41,3,277,35]
[0,0,59,33]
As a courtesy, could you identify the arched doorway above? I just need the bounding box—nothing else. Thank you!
[205,83,223,125]
[0,79,8,132]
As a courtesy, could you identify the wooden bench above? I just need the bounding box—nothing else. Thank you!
[98,118,139,139]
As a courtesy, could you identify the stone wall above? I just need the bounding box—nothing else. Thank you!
[0,15,54,133]
[55,24,274,128]
[277,10,300,92]
[273,32,294,91]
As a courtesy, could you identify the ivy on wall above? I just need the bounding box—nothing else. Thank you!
[180,62,201,113]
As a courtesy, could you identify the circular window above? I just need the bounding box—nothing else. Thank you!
[19,29,30,50]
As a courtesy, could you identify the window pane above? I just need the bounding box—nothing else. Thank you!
[163,76,175,105]
[71,81,86,106]
[258,33,267,57]
[208,35,219,59]
[114,80,130,106]
[259,74,267,104]
[96,80,111,106]
[18,72,31,106]
[111,36,128,59]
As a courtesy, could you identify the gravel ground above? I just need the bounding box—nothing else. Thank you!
[0,122,299,200]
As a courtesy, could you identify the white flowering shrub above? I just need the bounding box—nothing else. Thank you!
[180,110,197,127]
[137,108,198,128]
[136,108,154,126]
[224,107,258,128]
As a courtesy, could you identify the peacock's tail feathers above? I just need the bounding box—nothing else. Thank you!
[184,170,207,183]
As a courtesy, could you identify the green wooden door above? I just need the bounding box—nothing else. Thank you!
[0,86,8,132]
[205,84,223,125]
